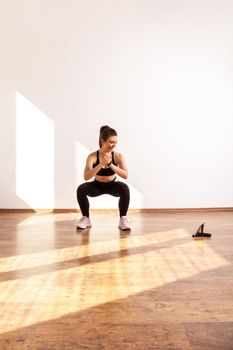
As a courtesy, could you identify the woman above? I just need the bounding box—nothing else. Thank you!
[76,125,131,230]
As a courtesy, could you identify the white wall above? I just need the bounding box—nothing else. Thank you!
[0,0,233,209]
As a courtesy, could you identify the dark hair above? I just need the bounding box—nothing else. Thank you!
[99,125,117,148]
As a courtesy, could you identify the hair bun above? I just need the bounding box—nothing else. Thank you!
[100,125,109,132]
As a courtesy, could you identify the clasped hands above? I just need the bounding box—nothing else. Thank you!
[99,153,112,169]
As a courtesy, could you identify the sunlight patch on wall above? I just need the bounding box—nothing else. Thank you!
[74,140,143,209]
[74,141,89,185]
[123,180,144,208]
[16,92,54,208]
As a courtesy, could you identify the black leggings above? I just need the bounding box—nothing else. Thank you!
[77,179,130,217]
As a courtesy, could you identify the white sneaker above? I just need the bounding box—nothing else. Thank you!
[118,216,131,231]
[77,216,92,229]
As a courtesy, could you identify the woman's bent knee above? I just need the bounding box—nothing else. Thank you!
[77,183,89,196]
[117,182,130,195]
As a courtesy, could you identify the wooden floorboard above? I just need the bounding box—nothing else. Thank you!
[0,211,233,349]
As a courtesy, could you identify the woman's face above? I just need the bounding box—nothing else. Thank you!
[101,136,118,151]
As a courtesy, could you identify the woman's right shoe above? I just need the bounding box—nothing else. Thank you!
[76,216,92,229]
[118,216,131,231]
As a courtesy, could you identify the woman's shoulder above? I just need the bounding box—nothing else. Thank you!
[89,150,98,157]
[114,150,123,155]
[87,151,98,162]
[114,151,124,161]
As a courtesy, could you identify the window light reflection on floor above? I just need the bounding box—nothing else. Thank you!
[0,229,229,334]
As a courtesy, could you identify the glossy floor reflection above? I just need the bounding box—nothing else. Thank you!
[0,210,233,349]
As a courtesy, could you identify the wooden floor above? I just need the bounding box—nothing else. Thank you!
[0,210,233,350]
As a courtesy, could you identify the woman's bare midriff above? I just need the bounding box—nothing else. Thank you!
[95,174,116,182]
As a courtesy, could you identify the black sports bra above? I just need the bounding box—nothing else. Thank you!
[93,150,117,176]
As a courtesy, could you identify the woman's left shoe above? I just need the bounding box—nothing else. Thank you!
[118,216,131,231]
[76,216,92,229]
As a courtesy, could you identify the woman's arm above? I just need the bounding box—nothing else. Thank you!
[84,153,108,180]
[109,153,128,179]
